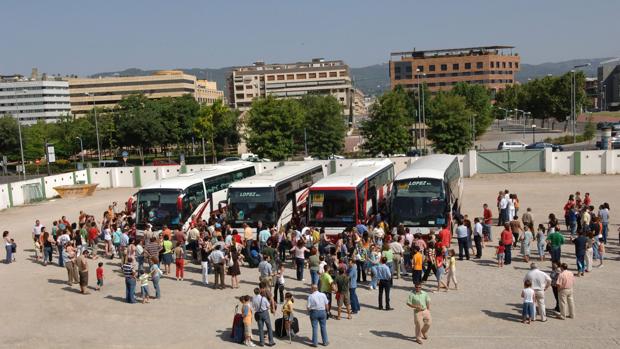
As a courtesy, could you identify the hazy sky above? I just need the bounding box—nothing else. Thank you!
[2,0,619,76]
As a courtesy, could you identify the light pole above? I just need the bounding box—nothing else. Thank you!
[416,69,422,150]
[85,92,102,163]
[420,73,427,153]
[14,89,27,179]
[76,136,84,165]
[571,63,591,144]
[531,124,536,143]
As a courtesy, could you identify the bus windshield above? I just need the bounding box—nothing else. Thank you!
[309,190,356,224]
[228,188,276,225]
[136,189,182,229]
[391,179,447,226]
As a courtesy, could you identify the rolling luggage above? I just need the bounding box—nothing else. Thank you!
[275,316,299,338]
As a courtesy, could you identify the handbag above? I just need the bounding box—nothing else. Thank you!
[227,254,234,268]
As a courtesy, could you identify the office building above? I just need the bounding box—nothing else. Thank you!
[390,46,520,94]
[228,58,353,115]
[68,70,223,115]
[0,70,71,125]
[598,58,620,111]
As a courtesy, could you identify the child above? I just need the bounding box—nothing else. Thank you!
[318,256,327,276]
[138,270,150,303]
[446,249,458,290]
[496,243,505,268]
[34,238,41,261]
[10,239,16,262]
[282,292,295,343]
[241,295,255,347]
[273,264,285,304]
[598,234,605,268]
[521,279,536,324]
[96,262,104,290]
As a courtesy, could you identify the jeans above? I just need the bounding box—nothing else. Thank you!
[295,258,304,281]
[350,287,360,312]
[550,246,561,263]
[137,255,144,273]
[474,235,482,258]
[256,311,274,345]
[356,260,367,282]
[274,281,284,303]
[201,261,209,285]
[602,223,608,243]
[537,242,545,258]
[125,278,136,303]
[499,208,507,225]
[44,246,53,263]
[412,270,422,285]
[422,263,436,282]
[504,244,512,264]
[310,269,320,287]
[58,245,64,267]
[483,224,492,241]
[370,266,378,288]
[309,310,328,346]
[152,277,161,298]
[5,245,11,264]
[576,254,585,273]
[457,237,469,260]
[522,302,535,319]
[378,279,391,309]
[570,222,577,237]
[278,243,287,262]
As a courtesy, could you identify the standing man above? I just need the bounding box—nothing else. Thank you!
[524,263,551,322]
[347,259,360,314]
[33,219,44,243]
[572,232,587,276]
[412,246,423,285]
[473,218,483,258]
[307,284,329,347]
[546,227,565,264]
[209,245,226,289]
[522,207,534,232]
[455,220,469,260]
[390,238,404,279]
[187,224,200,262]
[438,224,451,248]
[76,250,90,295]
[252,287,276,347]
[258,254,274,287]
[122,257,136,303]
[499,192,509,226]
[556,263,575,320]
[258,225,271,253]
[375,257,393,310]
[407,283,432,344]
[482,204,493,242]
[243,223,254,258]
[500,223,514,265]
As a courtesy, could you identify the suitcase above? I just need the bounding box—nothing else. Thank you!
[275,316,299,338]
[231,306,245,343]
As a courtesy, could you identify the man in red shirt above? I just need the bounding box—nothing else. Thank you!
[500,223,513,265]
[87,222,100,258]
[483,203,493,242]
[438,224,451,249]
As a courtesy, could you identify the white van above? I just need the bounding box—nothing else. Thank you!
[497,141,527,150]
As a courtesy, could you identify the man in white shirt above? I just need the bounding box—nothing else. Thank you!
[473,218,484,259]
[455,221,469,260]
[33,220,44,242]
[307,284,330,347]
[524,263,551,321]
[499,194,509,226]
[390,240,404,279]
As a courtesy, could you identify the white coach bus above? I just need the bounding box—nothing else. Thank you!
[226,162,325,232]
[390,154,462,234]
[134,162,256,232]
[307,159,394,235]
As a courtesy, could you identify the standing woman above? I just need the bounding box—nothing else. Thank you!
[520,225,533,263]
[3,231,12,264]
[127,238,136,268]
[161,235,173,275]
[290,240,308,281]
[200,239,212,286]
[507,194,516,223]
[536,224,547,262]
[276,227,288,262]
[228,242,242,288]
[42,231,54,266]
[149,256,163,299]
[549,262,561,312]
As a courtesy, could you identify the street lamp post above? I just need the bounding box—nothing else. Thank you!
[531,124,536,143]
[415,69,422,150]
[420,73,427,153]
[76,137,84,166]
[571,63,591,144]
[14,89,27,180]
[85,93,102,163]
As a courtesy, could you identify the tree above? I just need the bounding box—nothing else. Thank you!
[115,94,164,164]
[0,115,20,158]
[193,100,239,163]
[300,95,346,158]
[451,82,493,137]
[360,89,412,156]
[426,93,473,154]
[246,97,304,160]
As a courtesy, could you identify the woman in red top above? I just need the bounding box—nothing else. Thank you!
[500,223,513,265]
[563,195,575,231]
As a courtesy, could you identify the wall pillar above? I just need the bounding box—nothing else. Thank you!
[544,148,553,173]
[133,167,141,187]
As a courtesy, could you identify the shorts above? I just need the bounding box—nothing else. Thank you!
[337,291,350,307]
[79,271,88,287]
[163,253,173,265]
[244,323,252,337]
[497,253,505,262]
[435,266,445,282]
[97,278,103,287]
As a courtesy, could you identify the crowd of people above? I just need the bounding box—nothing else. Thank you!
[2,188,616,346]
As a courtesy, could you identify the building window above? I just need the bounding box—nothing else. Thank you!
[236,94,244,99]
[329,72,337,77]
[277,75,285,80]
[286,74,294,80]
[429,65,436,72]
[490,62,494,68]
[417,65,424,72]
[515,62,519,69]
[339,71,348,77]
[502,62,506,68]
[440,64,447,71]
[246,94,253,98]
[319,72,327,78]
[465,63,471,69]
[296,73,306,79]
[405,65,412,73]
[236,85,243,91]
[309,73,317,78]
[245,85,253,89]
[267,75,275,81]
[476,62,483,69]
[452,63,459,70]
[395,67,401,74]
[508,62,513,68]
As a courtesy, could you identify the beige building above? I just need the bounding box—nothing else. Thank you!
[228,58,353,117]
[68,70,223,115]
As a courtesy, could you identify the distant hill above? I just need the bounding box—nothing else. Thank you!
[92,57,613,98]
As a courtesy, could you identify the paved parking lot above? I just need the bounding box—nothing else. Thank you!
[0,173,619,349]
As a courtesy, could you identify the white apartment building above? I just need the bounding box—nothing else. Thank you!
[0,77,71,125]
[228,58,353,116]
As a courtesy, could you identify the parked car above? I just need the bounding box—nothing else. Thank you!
[98,160,122,167]
[497,141,527,150]
[525,142,564,152]
[151,158,178,166]
[218,157,242,163]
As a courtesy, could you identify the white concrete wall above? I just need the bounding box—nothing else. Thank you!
[43,172,76,198]
[581,150,606,175]
[0,184,10,210]
[110,167,135,187]
[74,170,88,184]
[9,178,43,206]
[90,168,113,188]
[549,151,574,175]
[611,150,620,174]
[138,167,159,187]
